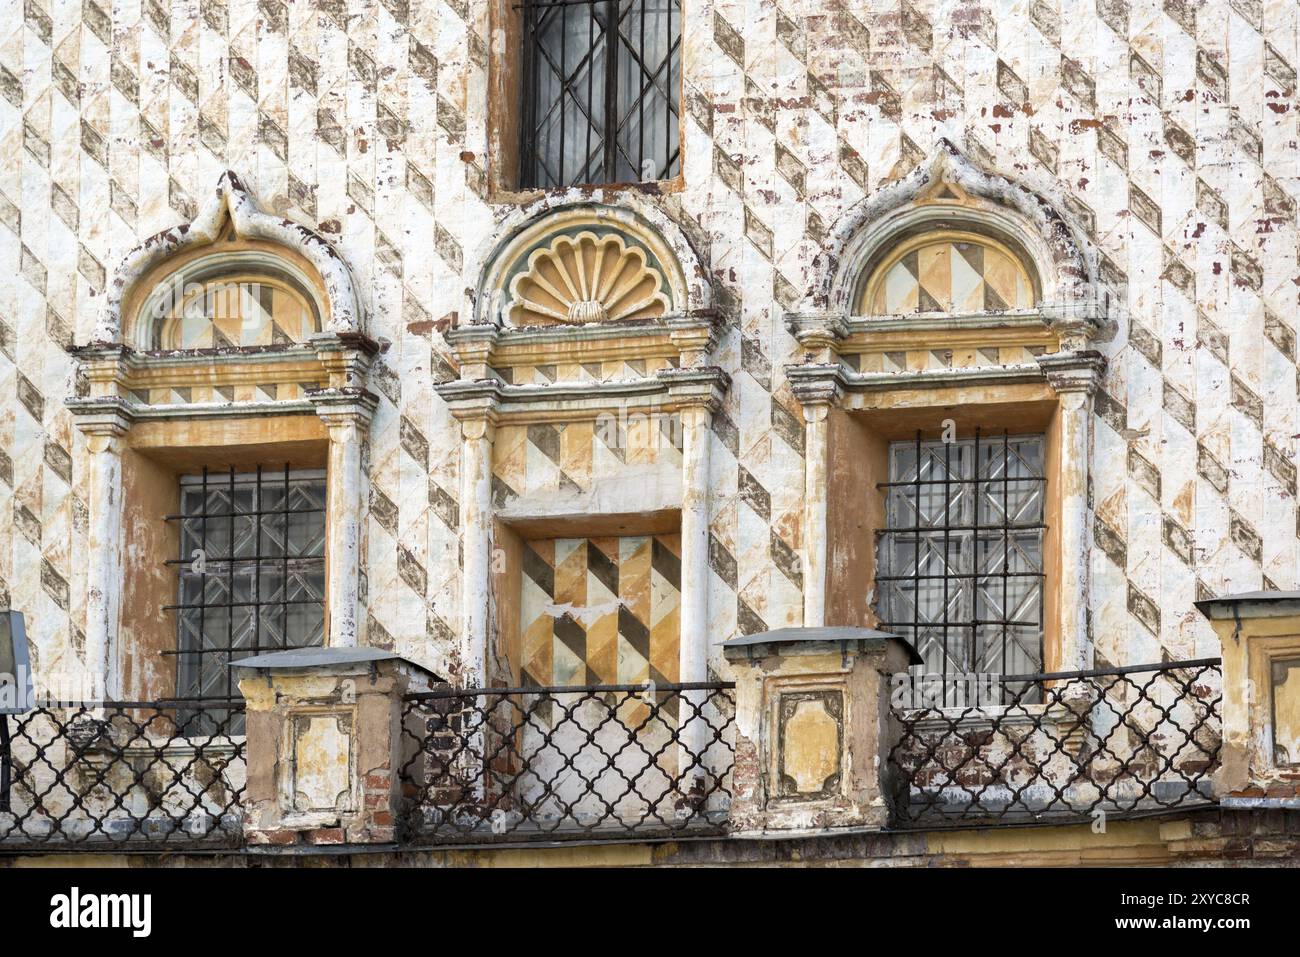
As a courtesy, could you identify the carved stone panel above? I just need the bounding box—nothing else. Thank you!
[1272,657,1300,768]
[776,689,844,801]
[290,712,354,816]
[506,230,671,327]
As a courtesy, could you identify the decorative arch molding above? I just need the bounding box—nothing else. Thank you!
[784,139,1107,685]
[812,139,1098,320]
[97,170,364,345]
[470,197,711,328]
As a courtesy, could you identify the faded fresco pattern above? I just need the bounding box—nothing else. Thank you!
[0,0,1293,687]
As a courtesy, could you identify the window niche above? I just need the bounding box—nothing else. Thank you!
[67,172,377,703]
[440,201,720,693]
[787,143,1107,694]
[488,0,684,197]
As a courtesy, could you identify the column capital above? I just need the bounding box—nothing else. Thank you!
[664,313,722,367]
[439,381,501,441]
[657,366,730,415]
[309,332,380,390]
[1038,297,1108,350]
[444,324,503,381]
[785,312,847,363]
[66,396,135,441]
[1036,350,1106,395]
[785,362,846,408]
[307,387,379,430]
[460,414,497,443]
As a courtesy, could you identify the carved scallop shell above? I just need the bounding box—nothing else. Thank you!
[506,231,671,326]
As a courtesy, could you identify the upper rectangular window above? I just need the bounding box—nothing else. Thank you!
[879,433,1046,707]
[170,467,327,730]
[520,0,681,188]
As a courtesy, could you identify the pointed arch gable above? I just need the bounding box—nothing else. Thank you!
[812,140,1097,317]
[98,171,363,345]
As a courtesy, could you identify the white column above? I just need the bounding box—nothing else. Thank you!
[84,427,127,700]
[678,402,713,804]
[325,418,364,647]
[1037,350,1104,674]
[313,392,377,649]
[458,415,495,686]
[679,403,712,685]
[1056,387,1093,672]
[802,402,831,627]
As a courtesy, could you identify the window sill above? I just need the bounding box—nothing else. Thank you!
[487,174,685,207]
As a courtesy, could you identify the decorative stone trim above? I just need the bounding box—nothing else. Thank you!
[1036,349,1107,394]
[811,139,1099,319]
[235,648,439,846]
[470,200,711,327]
[1196,592,1300,806]
[505,230,671,326]
[723,627,921,834]
[99,170,363,344]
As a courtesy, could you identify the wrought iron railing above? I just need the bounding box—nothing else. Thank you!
[0,701,245,849]
[888,658,1222,828]
[399,682,734,843]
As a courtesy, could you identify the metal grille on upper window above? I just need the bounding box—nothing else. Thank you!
[878,433,1046,708]
[520,0,681,187]
[167,467,327,730]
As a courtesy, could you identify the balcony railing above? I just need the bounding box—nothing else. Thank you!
[0,660,1225,850]
[398,682,736,844]
[0,701,245,849]
[888,658,1222,827]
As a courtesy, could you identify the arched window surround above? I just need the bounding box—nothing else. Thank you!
[129,246,326,352]
[97,170,363,346]
[784,141,1108,699]
[67,172,378,702]
[808,140,1097,323]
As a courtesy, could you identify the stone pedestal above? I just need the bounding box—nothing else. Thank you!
[234,648,439,847]
[1197,592,1300,808]
[722,626,920,835]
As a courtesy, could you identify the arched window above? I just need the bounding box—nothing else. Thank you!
[859,232,1037,316]
[134,252,324,351]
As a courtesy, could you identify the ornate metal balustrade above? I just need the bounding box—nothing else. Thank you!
[398,682,735,844]
[0,701,245,849]
[0,661,1226,850]
[888,658,1222,828]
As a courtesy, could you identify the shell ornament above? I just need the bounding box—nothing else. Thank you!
[506,231,671,326]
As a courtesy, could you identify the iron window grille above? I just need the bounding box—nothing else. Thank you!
[165,466,327,732]
[520,0,681,187]
[878,432,1046,708]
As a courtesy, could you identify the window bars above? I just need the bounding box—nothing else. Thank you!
[520,0,681,187]
[399,682,735,842]
[166,467,327,731]
[879,431,1046,708]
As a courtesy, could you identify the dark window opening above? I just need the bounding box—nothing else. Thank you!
[167,467,326,732]
[520,0,681,188]
[878,432,1046,708]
